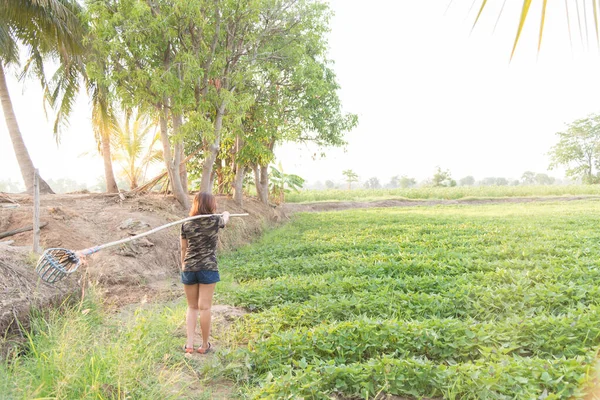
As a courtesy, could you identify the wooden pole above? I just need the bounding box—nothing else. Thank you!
[33,169,40,253]
[0,222,48,240]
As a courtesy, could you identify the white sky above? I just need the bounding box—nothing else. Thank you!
[3,1,600,188]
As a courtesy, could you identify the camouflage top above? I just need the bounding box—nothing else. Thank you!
[180,215,225,272]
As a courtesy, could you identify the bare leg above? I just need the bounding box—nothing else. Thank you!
[183,284,200,349]
[198,283,216,351]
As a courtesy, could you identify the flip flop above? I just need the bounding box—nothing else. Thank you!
[183,345,194,354]
[197,342,212,354]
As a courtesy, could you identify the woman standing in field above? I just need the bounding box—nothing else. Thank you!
[180,192,230,354]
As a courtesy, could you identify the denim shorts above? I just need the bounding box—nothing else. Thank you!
[181,270,220,285]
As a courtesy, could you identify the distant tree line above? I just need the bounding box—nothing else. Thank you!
[302,168,570,191]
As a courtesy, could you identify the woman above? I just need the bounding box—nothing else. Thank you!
[180,192,230,354]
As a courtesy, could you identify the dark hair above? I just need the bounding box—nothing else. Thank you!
[189,192,217,216]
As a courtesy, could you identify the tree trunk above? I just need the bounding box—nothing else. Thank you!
[200,102,226,193]
[233,164,246,205]
[232,134,245,205]
[158,105,189,208]
[253,165,263,203]
[100,131,119,193]
[178,146,188,193]
[258,164,269,204]
[0,64,54,194]
[214,157,223,194]
[173,113,188,193]
[209,169,216,193]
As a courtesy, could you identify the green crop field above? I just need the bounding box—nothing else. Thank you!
[221,200,600,399]
[285,185,600,203]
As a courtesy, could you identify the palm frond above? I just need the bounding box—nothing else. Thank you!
[472,0,488,31]
[510,0,533,60]
[109,108,163,189]
[0,21,18,64]
[90,81,116,153]
[565,0,574,50]
[538,0,548,52]
[470,0,600,57]
[593,0,599,49]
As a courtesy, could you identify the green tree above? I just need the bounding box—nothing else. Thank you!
[85,78,121,193]
[548,114,600,184]
[1,0,85,194]
[387,176,400,189]
[325,180,335,189]
[496,177,509,186]
[230,0,357,205]
[111,110,163,190]
[459,176,475,186]
[342,169,359,190]
[0,178,23,193]
[364,177,381,190]
[480,177,497,186]
[399,175,416,189]
[86,0,198,207]
[432,167,456,187]
[534,173,555,185]
[522,171,536,185]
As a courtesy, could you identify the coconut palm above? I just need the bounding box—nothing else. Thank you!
[111,110,163,190]
[471,1,599,57]
[0,0,84,194]
[89,81,119,193]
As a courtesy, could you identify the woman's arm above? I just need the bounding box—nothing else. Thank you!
[180,237,188,269]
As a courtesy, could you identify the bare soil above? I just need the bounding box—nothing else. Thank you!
[0,192,284,338]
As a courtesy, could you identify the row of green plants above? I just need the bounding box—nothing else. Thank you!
[285,184,600,203]
[247,354,591,399]
[218,200,600,398]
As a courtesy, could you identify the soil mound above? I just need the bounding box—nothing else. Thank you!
[0,193,282,336]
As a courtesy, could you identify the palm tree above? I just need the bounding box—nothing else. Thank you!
[0,0,84,194]
[90,81,119,193]
[111,110,163,190]
[472,1,599,57]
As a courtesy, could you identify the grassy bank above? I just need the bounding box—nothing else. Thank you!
[285,184,600,203]
[0,293,204,399]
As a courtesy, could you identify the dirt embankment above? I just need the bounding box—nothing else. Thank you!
[0,193,284,337]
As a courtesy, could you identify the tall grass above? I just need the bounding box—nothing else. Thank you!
[286,185,600,203]
[0,292,195,399]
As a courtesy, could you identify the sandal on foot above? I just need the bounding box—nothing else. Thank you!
[183,345,194,354]
[197,342,212,354]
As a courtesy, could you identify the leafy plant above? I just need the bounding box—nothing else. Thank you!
[220,200,600,399]
[342,169,359,190]
[269,164,304,204]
